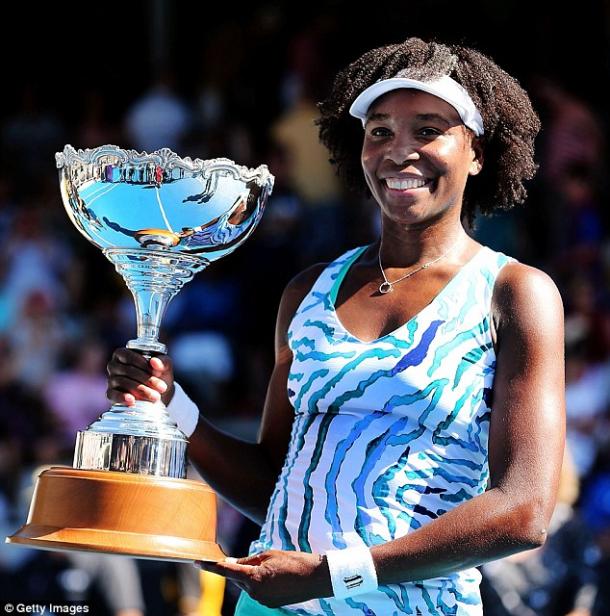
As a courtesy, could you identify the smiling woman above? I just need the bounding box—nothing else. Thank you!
[106,37,565,616]
[318,38,540,227]
[360,89,482,229]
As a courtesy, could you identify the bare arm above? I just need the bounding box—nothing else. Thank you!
[189,265,327,522]
[370,262,566,582]
[185,337,293,524]
[107,264,326,525]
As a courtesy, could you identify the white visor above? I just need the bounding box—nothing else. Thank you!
[349,74,484,136]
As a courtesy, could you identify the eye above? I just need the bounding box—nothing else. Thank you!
[418,127,442,137]
[369,126,392,138]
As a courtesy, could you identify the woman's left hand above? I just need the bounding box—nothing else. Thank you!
[197,550,333,608]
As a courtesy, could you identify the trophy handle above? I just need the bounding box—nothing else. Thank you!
[104,248,208,354]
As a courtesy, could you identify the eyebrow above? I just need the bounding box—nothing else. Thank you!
[365,112,390,124]
[415,113,453,126]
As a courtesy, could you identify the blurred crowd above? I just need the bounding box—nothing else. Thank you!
[1,12,610,616]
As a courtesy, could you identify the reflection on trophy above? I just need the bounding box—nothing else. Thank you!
[6,145,274,561]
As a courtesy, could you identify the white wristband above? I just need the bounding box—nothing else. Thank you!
[166,382,200,437]
[325,546,378,600]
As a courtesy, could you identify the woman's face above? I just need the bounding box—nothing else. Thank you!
[361,89,482,227]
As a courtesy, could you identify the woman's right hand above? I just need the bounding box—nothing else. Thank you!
[106,348,175,407]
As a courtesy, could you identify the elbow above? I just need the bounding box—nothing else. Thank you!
[506,498,550,550]
[518,522,548,550]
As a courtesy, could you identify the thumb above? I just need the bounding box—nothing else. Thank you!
[235,552,268,566]
[149,356,165,371]
[198,558,255,579]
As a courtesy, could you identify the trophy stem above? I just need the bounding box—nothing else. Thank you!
[104,248,208,354]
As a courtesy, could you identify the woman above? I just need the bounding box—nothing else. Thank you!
[107,38,565,615]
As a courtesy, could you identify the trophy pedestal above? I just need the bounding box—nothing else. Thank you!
[6,466,225,562]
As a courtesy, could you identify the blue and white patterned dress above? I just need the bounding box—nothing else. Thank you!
[248,243,515,615]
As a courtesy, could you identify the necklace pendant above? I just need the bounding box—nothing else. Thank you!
[379,281,393,294]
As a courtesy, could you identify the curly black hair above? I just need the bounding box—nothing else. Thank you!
[316,38,541,223]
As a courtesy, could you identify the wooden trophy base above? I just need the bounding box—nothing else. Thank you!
[6,466,226,562]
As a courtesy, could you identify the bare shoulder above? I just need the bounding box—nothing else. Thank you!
[491,261,564,341]
[281,263,329,309]
[275,262,328,351]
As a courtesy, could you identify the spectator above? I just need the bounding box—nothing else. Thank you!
[43,340,110,447]
[125,73,192,153]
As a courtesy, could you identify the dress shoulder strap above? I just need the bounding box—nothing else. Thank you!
[327,245,368,305]
[287,245,369,338]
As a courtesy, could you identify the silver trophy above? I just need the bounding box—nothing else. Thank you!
[7,145,274,561]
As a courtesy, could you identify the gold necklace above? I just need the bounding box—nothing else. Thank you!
[377,240,461,294]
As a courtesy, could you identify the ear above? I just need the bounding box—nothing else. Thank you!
[468,137,484,176]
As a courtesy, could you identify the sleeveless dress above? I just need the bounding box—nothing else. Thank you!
[237,244,515,616]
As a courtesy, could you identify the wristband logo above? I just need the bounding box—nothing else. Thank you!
[344,574,364,589]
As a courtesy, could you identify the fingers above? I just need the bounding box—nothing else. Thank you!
[149,356,170,374]
[109,360,152,384]
[107,376,162,405]
[114,392,136,406]
[234,553,268,566]
[111,348,150,371]
[112,364,168,393]
[198,559,255,582]
[195,559,252,595]
[107,349,172,406]
[109,349,172,378]
[197,553,305,608]
[148,356,174,406]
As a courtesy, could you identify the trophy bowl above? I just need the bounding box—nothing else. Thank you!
[6,145,274,561]
[58,144,271,261]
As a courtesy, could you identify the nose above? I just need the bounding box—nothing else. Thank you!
[385,134,420,166]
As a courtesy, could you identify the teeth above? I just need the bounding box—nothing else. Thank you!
[385,178,429,190]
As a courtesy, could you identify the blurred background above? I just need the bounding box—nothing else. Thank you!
[1,1,609,614]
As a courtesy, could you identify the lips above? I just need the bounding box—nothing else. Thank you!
[383,176,435,191]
